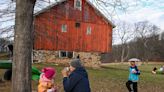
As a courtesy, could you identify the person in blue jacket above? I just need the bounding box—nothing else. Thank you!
[62,59,91,92]
[126,60,140,92]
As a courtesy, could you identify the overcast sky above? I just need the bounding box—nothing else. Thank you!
[114,0,164,31]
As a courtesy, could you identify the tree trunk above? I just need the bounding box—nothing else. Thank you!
[121,47,125,62]
[121,44,129,62]
[12,0,36,92]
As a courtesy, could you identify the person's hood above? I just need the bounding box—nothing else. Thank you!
[73,67,88,79]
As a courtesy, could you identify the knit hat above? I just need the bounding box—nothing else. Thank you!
[70,59,83,68]
[42,67,56,79]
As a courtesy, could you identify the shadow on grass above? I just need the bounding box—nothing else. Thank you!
[100,65,153,74]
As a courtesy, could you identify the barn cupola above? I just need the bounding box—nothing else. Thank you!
[74,0,82,11]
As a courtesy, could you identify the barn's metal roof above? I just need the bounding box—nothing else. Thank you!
[34,0,115,28]
[34,0,67,16]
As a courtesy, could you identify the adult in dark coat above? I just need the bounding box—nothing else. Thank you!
[62,59,91,92]
[8,44,13,56]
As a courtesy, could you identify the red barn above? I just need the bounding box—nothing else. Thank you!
[33,0,115,66]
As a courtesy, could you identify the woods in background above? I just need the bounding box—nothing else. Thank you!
[108,21,164,62]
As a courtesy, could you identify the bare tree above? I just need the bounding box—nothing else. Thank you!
[134,21,160,61]
[114,21,134,62]
[112,21,163,62]
[0,0,56,39]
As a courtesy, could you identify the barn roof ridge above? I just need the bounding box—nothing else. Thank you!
[34,0,115,28]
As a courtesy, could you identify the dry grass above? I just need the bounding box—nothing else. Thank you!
[0,53,9,60]
[0,63,164,92]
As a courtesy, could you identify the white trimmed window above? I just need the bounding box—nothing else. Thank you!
[86,26,91,35]
[74,0,82,11]
[59,51,74,58]
[61,24,67,32]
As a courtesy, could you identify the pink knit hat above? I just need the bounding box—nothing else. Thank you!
[42,67,56,79]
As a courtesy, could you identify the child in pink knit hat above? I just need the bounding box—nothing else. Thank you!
[38,67,57,92]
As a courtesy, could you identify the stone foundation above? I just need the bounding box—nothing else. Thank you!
[33,50,101,68]
[74,52,101,67]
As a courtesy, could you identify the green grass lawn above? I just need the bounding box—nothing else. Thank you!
[0,63,164,92]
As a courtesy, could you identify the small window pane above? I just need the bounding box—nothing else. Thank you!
[74,0,82,10]
[75,22,80,28]
[60,51,67,57]
[87,26,91,35]
[76,0,81,7]
[61,24,67,32]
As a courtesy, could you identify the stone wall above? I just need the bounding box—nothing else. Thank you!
[33,50,101,67]
[74,52,101,68]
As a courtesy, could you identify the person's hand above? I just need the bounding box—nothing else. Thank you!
[61,69,68,78]
[53,85,58,92]
[132,69,137,73]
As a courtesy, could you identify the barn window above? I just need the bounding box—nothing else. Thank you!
[86,26,92,35]
[75,22,80,28]
[59,51,74,58]
[61,24,67,32]
[60,51,67,57]
[74,0,82,11]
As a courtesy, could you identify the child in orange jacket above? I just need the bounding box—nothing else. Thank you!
[38,67,57,92]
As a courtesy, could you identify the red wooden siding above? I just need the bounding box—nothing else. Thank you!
[34,0,113,53]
